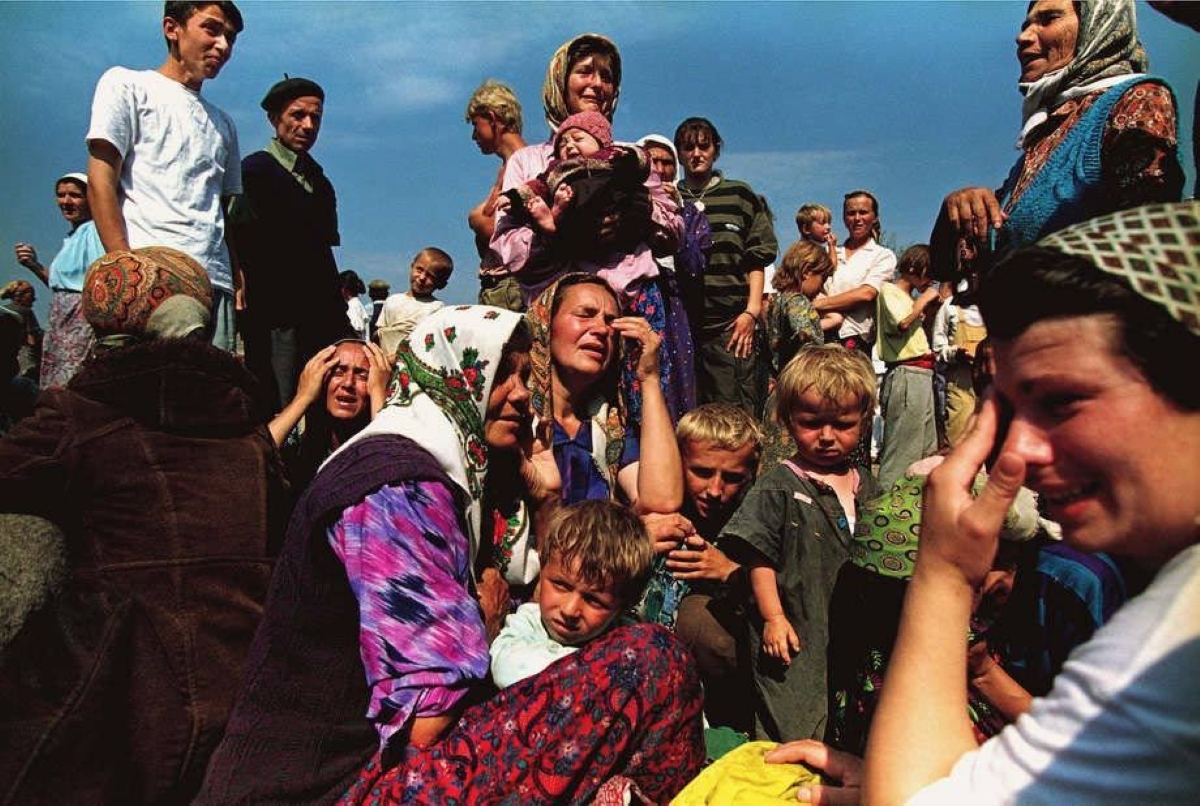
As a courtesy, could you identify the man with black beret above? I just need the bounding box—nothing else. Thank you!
[231,75,352,411]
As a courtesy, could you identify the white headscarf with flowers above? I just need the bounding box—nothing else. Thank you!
[330,304,525,561]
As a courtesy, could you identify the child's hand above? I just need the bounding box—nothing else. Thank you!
[553,183,575,209]
[762,615,801,665]
[527,196,557,235]
[642,512,696,556]
[492,194,511,213]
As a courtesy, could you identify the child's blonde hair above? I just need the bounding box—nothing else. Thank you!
[542,500,653,605]
[677,403,763,455]
[795,202,832,234]
[464,79,523,134]
[774,240,833,295]
[774,343,877,425]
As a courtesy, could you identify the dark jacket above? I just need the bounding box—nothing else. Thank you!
[0,339,289,805]
[233,149,346,337]
[198,435,456,805]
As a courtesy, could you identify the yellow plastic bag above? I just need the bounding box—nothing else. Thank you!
[671,741,821,805]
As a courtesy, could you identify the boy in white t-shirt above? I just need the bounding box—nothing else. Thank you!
[86,1,244,352]
[373,247,454,358]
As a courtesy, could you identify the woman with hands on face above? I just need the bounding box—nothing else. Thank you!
[864,203,1200,804]
[267,338,391,493]
[525,273,682,514]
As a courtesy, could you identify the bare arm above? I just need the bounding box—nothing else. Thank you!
[87,140,129,252]
[14,244,49,285]
[613,317,682,514]
[969,639,1034,723]
[268,346,337,445]
[900,286,941,331]
[864,397,1026,803]
[813,284,878,314]
[751,564,799,664]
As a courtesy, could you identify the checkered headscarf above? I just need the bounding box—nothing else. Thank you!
[1038,202,1200,336]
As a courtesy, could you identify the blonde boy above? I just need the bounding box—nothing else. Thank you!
[717,344,880,741]
[490,500,654,689]
[795,203,838,272]
[373,247,453,357]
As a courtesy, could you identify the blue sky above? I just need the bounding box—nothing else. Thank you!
[2,1,1196,317]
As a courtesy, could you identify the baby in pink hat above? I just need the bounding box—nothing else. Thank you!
[497,110,650,248]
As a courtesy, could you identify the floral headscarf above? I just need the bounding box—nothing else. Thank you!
[1018,0,1148,146]
[82,247,213,347]
[524,274,627,486]
[542,33,622,132]
[335,304,525,554]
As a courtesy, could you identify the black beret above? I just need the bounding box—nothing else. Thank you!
[261,77,325,115]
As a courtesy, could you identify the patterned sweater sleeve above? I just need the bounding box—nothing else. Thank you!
[327,479,490,750]
[1101,82,1184,208]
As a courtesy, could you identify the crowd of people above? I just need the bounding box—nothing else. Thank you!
[2,1,1198,803]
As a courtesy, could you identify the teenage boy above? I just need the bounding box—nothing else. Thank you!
[86,1,244,352]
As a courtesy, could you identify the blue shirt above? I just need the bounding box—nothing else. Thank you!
[49,221,104,291]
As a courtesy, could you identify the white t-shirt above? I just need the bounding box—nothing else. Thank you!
[373,293,444,357]
[911,543,1200,804]
[86,67,241,291]
[827,238,896,339]
[345,295,369,339]
[489,602,579,689]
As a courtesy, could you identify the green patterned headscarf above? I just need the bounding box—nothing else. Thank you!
[851,470,1042,580]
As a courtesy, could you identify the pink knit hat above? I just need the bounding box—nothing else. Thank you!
[555,110,612,152]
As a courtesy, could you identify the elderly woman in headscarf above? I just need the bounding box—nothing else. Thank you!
[0,247,287,803]
[200,305,703,805]
[488,33,689,423]
[936,0,1183,269]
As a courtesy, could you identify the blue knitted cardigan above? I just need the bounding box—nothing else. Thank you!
[996,76,1175,251]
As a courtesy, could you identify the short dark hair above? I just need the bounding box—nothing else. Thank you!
[980,245,1200,410]
[339,270,365,295]
[898,244,931,280]
[164,2,243,34]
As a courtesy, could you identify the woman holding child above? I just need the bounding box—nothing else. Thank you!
[489,33,689,423]
[200,305,702,804]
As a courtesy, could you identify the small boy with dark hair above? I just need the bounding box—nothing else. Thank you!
[490,499,654,689]
[718,343,880,742]
[373,247,453,357]
[876,244,939,488]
